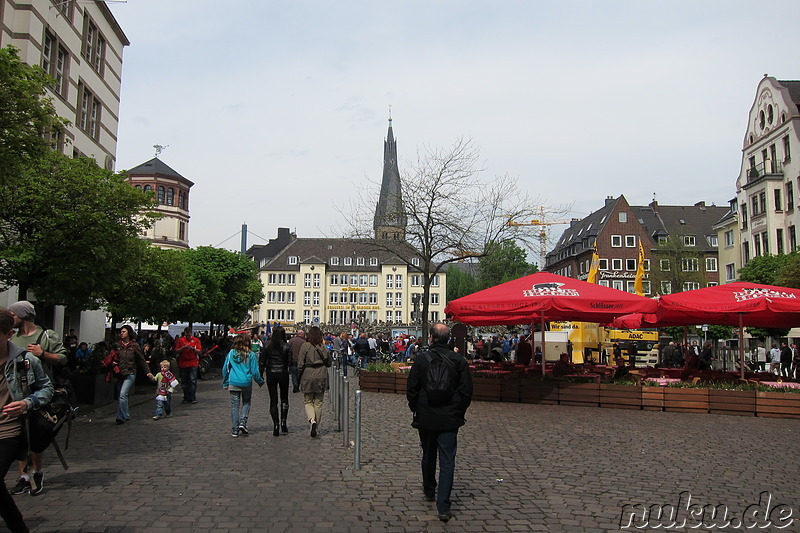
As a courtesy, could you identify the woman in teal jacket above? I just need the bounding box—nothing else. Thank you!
[222,331,264,438]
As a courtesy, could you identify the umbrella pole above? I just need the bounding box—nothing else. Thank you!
[541,315,546,378]
[739,313,745,380]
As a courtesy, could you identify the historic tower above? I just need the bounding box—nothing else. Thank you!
[373,116,407,240]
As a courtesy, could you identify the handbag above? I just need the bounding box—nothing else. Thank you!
[101,349,121,382]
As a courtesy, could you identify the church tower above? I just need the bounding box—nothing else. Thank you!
[373,116,407,240]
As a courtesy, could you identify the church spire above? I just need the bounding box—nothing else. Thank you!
[373,112,406,240]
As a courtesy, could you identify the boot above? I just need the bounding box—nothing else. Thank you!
[280,403,289,433]
[273,425,280,437]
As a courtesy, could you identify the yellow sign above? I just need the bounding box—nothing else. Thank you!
[341,287,365,292]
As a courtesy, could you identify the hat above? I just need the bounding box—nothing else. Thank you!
[8,300,35,321]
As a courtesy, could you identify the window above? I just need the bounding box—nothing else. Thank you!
[775,188,783,212]
[329,311,337,324]
[626,259,636,271]
[683,282,700,291]
[395,293,402,306]
[304,273,311,287]
[350,275,358,285]
[661,281,672,295]
[369,275,378,286]
[313,292,320,305]
[762,231,769,255]
[349,292,358,304]
[411,258,420,267]
[313,273,320,288]
[42,32,68,96]
[682,258,699,271]
[612,280,623,291]
[395,275,403,288]
[790,226,797,252]
[287,292,295,303]
[611,235,622,247]
[777,228,784,255]
[386,293,393,307]
[276,291,286,303]
[760,191,767,214]
[660,259,670,272]
[705,257,718,272]
[431,293,440,305]
[754,234,762,257]
[785,135,792,162]
[359,292,367,304]
[303,292,311,305]
[178,191,184,208]
[788,182,795,211]
[598,259,608,270]
[431,311,439,322]
[599,280,610,287]
[369,292,378,304]
[287,310,295,321]
[725,263,736,282]
[330,293,339,304]
[626,281,636,294]
[752,195,760,216]
[82,17,105,74]
[356,257,365,266]
[658,236,668,245]
[431,275,440,287]
[166,188,174,206]
[330,257,340,266]
[642,281,651,295]
[359,275,368,286]
[611,259,622,271]
[644,259,650,271]
[344,257,352,266]
[77,83,101,140]
[268,273,277,284]
[625,235,636,247]
[278,273,286,285]
[724,230,734,248]
[267,291,276,303]
[268,310,275,320]
[288,256,298,265]
[706,235,718,247]
[288,274,296,285]
[179,221,186,241]
[395,311,403,322]
[618,212,627,223]
[386,275,393,289]
[330,274,338,285]
[370,257,378,266]
[684,236,696,247]
[157,186,165,204]
[386,311,393,323]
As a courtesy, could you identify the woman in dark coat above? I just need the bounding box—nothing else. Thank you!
[260,326,292,436]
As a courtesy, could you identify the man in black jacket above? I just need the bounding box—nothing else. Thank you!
[407,323,472,523]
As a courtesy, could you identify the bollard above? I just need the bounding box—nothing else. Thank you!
[331,366,339,423]
[354,389,362,470]
[343,377,350,448]
[337,371,344,432]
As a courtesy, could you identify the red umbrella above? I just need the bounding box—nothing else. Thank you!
[445,273,657,375]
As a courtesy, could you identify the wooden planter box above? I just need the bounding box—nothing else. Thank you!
[756,391,800,419]
[520,381,558,404]
[472,377,503,402]
[501,377,521,403]
[373,372,397,393]
[709,389,755,417]
[558,382,599,407]
[395,372,408,394]
[663,388,709,414]
[599,384,641,410]
[641,386,664,411]
[358,371,384,392]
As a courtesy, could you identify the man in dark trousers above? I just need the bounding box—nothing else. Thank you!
[407,323,472,523]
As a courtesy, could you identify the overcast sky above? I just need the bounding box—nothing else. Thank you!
[108,0,800,257]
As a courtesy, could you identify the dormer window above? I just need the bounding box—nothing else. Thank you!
[370,257,378,266]
[288,256,298,265]
[684,236,696,247]
[411,257,420,267]
[344,257,352,266]
[356,257,365,266]
[330,257,339,266]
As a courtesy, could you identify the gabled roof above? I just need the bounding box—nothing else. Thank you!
[261,237,422,272]
[126,158,193,186]
[551,196,619,256]
[634,203,728,252]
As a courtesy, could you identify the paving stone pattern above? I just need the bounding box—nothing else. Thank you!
[5,374,800,532]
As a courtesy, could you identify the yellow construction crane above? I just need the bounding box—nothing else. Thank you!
[508,210,570,268]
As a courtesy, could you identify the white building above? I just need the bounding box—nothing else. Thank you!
[736,76,800,263]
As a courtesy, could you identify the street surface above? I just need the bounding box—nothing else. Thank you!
[5,374,800,532]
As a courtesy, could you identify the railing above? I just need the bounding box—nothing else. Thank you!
[747,159,784,182]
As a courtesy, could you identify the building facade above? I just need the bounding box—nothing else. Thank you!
[735,76,800,263]
[0,0,128,168]
[125,157,193,249]
[545,195,727,295]
[714,199,740,284]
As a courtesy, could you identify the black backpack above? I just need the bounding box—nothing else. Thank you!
[422,348,457,406]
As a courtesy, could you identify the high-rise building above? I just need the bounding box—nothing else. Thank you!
[0,0,128,168]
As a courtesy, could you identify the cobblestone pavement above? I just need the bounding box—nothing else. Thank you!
[5,373,800,532]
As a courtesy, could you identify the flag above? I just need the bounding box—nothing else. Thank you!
[634,242,646,296]
[586,240,600,284]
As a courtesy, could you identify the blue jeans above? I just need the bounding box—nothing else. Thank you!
[289,362,299,391]
[230,387,252,433]
[155,393,172,417]
[117,374,136,421]
[180,367,198,402]
[418,429,459,514]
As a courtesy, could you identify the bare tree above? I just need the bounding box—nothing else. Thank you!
[346,137,552,338]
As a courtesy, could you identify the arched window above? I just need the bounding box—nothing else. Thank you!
[157,186,165,204]
[143,185,152,192]
[167,188,174,206]
[177,191,184,208]
[184,192,189,209]
[135,184,142,189]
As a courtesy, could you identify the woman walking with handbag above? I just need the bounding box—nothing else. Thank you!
[115,325,153,425]
[260,326,291,437]
[222,332,264,438]
[298,326,331,437]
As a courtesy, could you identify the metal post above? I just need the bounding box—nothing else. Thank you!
[336,371,343,432]
[331,366,339,423]
[354,389,362,470]
[343,377,350,448]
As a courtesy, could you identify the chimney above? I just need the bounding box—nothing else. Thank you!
[694,201,706,209]
[604,196,615,206]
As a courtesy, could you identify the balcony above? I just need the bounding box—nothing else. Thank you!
[746,159,783,184]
